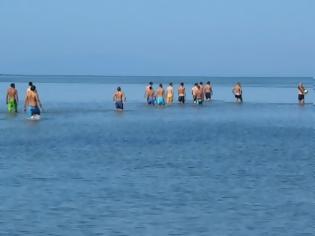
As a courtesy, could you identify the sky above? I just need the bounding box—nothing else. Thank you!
[0,0,314,76]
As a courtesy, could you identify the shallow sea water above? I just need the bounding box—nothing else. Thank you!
[0,76,314,235]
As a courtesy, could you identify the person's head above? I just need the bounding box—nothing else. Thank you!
[10,83,15,88]
[298,82,303,87]
[180,82,184,86]
[200,82,203,85]
[207,81,211,85]
[159,83,163,88]
[28,81,33,87]
[194,83,198,86]
[30,85,36,91]
[117,86,121,91]
[149,81,153,85]
[169,82,173,86]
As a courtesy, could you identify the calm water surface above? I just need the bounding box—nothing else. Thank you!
[0,76,314,235]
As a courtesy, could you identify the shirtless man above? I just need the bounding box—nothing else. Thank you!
[192,83,198,103]
[195,85,203,105]
[24,85,41,118]
[6,83,19,112]
[156,84,165,106]
[113,87,126,111]
[204,81,213,101]
[166,82,174,104]
[199,82,204,101]
[232,82,243,103]
[178,82,186,104]
[298,83,307,105]
[27,81,42,108]
[144,82,153,103]
[146,86,155,105]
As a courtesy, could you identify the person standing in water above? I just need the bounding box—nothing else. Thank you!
[166,82,174,104]
[298,83,307,105]
[233,82,243,103]
[204,81,213,101]
[27,81,42,108]
[145,82,153,103]
[178,82,186,104]
[6,83,19,112]
[199,82,205,102]
[113,87,126,111]
[156,84,165,106]
[192,83,198,103]
[24,85,41,118]
[146,86,155,105]
[195,85,203,105]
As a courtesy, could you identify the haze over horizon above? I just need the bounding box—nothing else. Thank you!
[1,0,314,77]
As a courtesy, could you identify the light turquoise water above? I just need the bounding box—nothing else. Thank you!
[0,76,314,235]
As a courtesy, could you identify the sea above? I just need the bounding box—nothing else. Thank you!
[0,75,314,235]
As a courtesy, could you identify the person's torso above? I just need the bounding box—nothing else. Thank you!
[7,88,17,98]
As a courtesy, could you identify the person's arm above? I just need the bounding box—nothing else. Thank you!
[113,93,116,102]
[24,94,28,111]
[123,92,126,102]
[16,91,19,103]
[6,90,8,104]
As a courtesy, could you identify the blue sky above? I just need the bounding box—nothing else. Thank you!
[0,0,314,76]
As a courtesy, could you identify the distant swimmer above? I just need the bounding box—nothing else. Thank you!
[232,82,243,103]
[113,87,126,111]
[199,82,204,101]
[204,81,213,101]
[195,85,203,105]
[166,82,174,104]
[6,83,19,112]
[145,82,154,103]
[192,83,198,103]
[178,82,186,104]
[156,84,165,106]
[146,86,155,105]
[298,82,307,105]
[24,85,41,119]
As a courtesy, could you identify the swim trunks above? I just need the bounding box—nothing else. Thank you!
[205,92,211,100]
[147,97,155,105]
[115,101,124,110]
[7,98,17,112]
[178,96,185,103]
[156,96,165,105]
[298,94,304,101]
[28,106,40,116]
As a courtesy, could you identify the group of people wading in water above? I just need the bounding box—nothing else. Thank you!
[4,81,309,114]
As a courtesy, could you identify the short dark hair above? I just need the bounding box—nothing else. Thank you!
[30,85,36,91]
[200,82,203,85]
[117,87,121,91]
[159,83,163,87]
[10,83,15,88]
[169,82,173,86]
[149,82,153,85]
[180,82,184,86]
[29,81,33,86]
[207,81,210,85]
[194,83,198,86]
